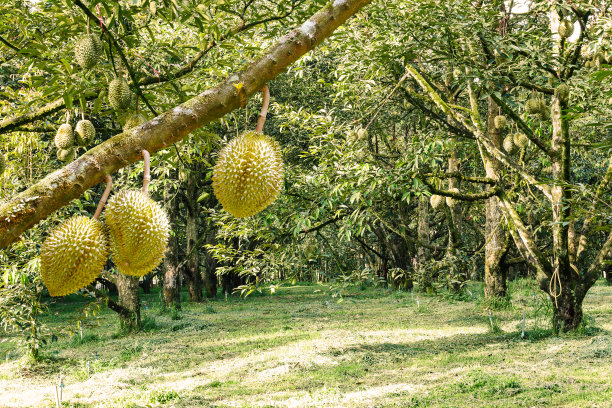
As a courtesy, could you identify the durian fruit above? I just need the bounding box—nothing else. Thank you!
[55,123,74,149]
[513,133,529,148]
[558,20,574,39]
[74,34,101,70]
[0,152,5,175]
[123,112,147,131]
[57,147,76,162]
[525,98,541,114]
[104,190,170,277]
[446,188,460,208]
[555,84,570,103]
[213,131,284,218]
[538,102,550,121]
[75,119,95,146]
[430,194,444,209]
[503,135,515,153]
[108,78,132,111]
[494,115,507,130]
[40,216,109,297]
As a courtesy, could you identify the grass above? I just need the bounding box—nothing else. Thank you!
[0,279,611,407]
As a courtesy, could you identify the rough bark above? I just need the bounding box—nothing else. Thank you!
[183,172,204,302]
[483,98,508,300]
[0,0,373,249]
[162,183,181,310]
[417,196,432,292]
[116,274,141,331]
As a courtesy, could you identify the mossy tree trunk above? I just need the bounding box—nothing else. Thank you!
[116,274,141,331]
[417,195,432,292]
[483,98,508,300]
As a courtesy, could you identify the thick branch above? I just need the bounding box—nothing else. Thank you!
[0,0,372,248]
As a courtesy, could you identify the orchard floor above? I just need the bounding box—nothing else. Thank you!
[1,279,611,408]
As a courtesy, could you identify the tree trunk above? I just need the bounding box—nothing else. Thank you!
[183,172,204,302]
[116,274,141,331]
[483,98,508,300]
[203,227,218,298]
[549,92,579,332]
[417,195,432,292]
[162,182,181,310]
[446,150,467,292]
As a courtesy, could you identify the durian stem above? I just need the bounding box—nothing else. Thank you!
[87,19,90,35]
[255,85,270,133]
[93,175,112,220]
[142,149,151,195]
[81,110,85,121]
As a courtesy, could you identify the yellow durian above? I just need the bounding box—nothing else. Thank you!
[213,131,284,218]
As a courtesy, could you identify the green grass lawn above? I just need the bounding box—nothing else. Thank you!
[1,279,611,407]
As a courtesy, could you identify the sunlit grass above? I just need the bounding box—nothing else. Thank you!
[0,279,610,407]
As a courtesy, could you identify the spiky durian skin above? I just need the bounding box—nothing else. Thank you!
[75,119,95,146]
[213,131,284,218]
[55,124,74,149]
[123,113,147,131]
[503,135,515,153]
[494,115,507,130]
[40,216,109,297]
[57,147,76,162]
[430,194,444,209]
[74,35,100,69]
[558,20,574,39]
[108,78,132,111]
[104,190,170,277]
[513,133,528,148]
[525,98,542,114]
[555,84,570,103]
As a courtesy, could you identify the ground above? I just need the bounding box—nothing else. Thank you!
[0,279,611,408]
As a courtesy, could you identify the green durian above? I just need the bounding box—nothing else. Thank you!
[74,35,101,70]
[108,78,132,111]
[494,115,507,130]
[558,20,574,39]
[57,147,76,162]
[75,119,95,146]
[55,124,74,149]
[40,216,109,297]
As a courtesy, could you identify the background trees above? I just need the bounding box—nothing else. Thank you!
[0,0,610,349]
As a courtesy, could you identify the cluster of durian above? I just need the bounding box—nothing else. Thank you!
[74,34,104,70]
[584,51,609,69]
[54,117,96,162]
[213,130,284,218]
[40,187,170,296]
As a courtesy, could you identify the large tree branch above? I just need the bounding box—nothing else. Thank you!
[0,0,372,249]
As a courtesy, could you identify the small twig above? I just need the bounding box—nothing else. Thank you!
[142,150,151,195]
[93,175,112,220]
[255,85,270,133]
